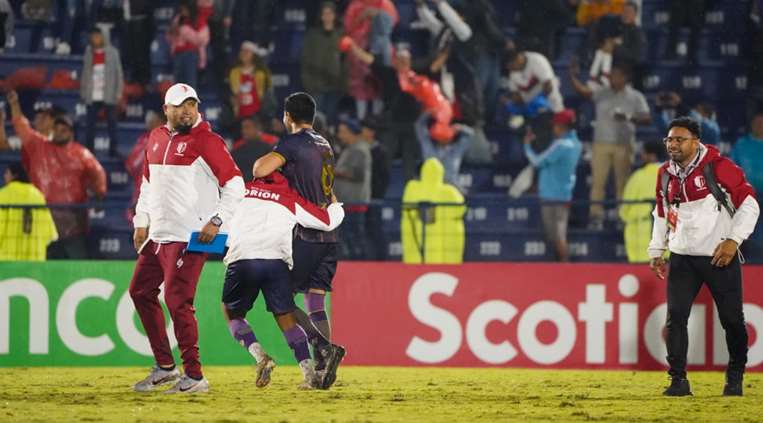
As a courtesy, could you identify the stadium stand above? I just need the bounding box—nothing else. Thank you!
[0,0,758,262]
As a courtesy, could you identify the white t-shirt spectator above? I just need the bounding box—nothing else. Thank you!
[91,49,106,102]
[508,51,564,112]
[591,85,650,145]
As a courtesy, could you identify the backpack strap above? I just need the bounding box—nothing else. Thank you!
[703,160,736,217]
[660,168,671,215]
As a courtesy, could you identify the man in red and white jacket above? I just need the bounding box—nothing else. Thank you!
[649,117,760,397]
[222,171,344,389]
[129,83,245,394]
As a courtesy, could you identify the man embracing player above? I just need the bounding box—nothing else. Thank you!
[254,92,346,389]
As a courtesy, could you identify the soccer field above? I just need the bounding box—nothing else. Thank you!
[1,367,760,422]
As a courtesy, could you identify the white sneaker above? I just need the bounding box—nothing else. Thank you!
[55,42,71,55]
[164,375,210,394]
[255,355,276,388]
[133,366,181,392]
[297,359,319,390]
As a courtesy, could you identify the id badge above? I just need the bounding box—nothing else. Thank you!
[667,207,678,232]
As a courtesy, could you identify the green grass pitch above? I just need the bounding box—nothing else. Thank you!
[1,367,761,422]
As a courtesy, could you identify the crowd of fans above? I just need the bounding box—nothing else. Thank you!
[0,0,762,262]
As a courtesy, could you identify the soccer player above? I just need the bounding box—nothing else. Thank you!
[130,83,245,394]
[222,171,345,389]
[253,92,345,389]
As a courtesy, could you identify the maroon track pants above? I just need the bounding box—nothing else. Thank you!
[129,240,208,379]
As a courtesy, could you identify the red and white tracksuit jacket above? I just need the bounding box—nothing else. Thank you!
[648,144,760,258]
[133,118,245,242]
[223,173,345,268]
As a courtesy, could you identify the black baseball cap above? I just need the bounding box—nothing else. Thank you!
[54,115,74,129]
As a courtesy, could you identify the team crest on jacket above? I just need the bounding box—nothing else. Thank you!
[694,175,707,190]
[176,142,188,155]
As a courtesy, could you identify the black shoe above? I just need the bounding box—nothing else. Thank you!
[311,338,327,371]
[663,377,692,396]
[319,343,346,390]
[723,372,743,396]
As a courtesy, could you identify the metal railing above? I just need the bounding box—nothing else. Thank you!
[1,199,761,263]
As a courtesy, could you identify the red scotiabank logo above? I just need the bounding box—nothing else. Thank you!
[332,263,763,370]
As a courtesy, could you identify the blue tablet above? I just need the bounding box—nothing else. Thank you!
[187,232,228,254]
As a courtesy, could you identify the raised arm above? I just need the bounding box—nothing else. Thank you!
[569,60,593,99]
[345,38,375,65]
[253,151,286,178]
[0,108,8,150]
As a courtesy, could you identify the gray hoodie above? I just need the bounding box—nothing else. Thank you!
[80,43,124,105]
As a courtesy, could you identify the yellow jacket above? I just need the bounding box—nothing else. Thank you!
[576,0,625,26]
[619,162,660,263]
[401,159,466,263]
[229,65,272,102]
[0,181,58,261]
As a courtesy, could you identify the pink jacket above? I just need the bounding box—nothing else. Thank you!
[167,15,210,68]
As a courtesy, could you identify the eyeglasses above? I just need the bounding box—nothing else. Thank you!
[662,136,697,144]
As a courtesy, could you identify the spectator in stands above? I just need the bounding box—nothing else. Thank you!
[654,91,720,146]
[54,0,97,55]
[344,37,422,182]
[24,0,54,53]
[0,162,58,261]
[665,0,704,64]
[503,48,564,155]
[523,109,582,262]
[231,116,277,182]
[401,158,466,264]
[122,1,155,86]
[516,0,572,59]
[620,141,663,263]
[81,27,124,157]
[576,0,625,27]
[452,0,506,123]
[731,112,763,195]
[504,49,565,116]
[614,2,645,69]
[569,62,651,229]
[7,91,107,258]
[344,0,399,118]
[301,2,345,125]
[414,0,493,164]
[334,118,372,259]
[587,36,617,88]
[200,0,235,101]
[0,93,58,175]
[167,1,209,88]
[731,111,763,257]
[0,0,13,52]
[125,110,164,222]
[229,41,274,120]
[360,116,389,201]
[360,116,389,259]
[414,112,474,190]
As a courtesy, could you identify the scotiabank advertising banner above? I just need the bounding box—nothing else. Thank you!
[332,263,763,371]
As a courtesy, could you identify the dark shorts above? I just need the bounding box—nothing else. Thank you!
[291,238,338,293]
[222,259,296,315]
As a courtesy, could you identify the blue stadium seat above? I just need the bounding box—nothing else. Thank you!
[87,228,137,260]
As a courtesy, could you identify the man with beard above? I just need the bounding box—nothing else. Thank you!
[4,90,107,259]
[649,116,760,397]
[129,83,245,394]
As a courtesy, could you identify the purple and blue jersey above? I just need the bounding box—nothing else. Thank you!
[273,128,337,242]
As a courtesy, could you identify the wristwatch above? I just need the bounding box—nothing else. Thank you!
[210,215,223,227]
